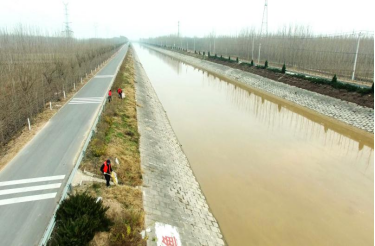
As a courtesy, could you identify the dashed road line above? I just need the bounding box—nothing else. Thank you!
[0,183,61,196]
[69,97,103,105]
[0,193,57,206]
[0,175,65,187]
[95,75,114,78]
[0,175,64,206]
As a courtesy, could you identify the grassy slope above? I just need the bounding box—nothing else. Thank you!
[79,46,145,246]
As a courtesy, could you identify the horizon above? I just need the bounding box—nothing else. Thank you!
[0,0,374,40]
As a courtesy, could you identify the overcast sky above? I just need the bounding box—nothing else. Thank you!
[0,0,374,40]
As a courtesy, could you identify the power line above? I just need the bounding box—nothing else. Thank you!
[260,44,374,55]
[94,23,98,38]
[194,31,374,40]
[266,32,374,40]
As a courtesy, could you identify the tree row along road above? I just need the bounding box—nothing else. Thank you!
[0,44,128,246]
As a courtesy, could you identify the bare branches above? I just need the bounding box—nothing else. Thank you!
[0,27,127,146]
[145,27,374,82]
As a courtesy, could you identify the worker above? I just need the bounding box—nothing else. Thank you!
[100,159,112,187]
[117,88,123,99]
[108,90,112,103]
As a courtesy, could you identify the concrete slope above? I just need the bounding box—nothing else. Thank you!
[0,44,128,246]
[145,45,374,133]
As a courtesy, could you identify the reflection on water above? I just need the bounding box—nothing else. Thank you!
[135,44,374,246]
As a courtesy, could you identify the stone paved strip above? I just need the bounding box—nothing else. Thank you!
[146,45,374,133]
[134,52,225,245]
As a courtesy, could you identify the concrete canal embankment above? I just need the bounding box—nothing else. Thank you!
[145,45,374,133]
[134,52,225,245]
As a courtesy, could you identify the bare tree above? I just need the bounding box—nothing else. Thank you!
[0,26,128,146]
[144,26,374,83]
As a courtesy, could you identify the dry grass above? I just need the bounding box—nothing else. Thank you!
[83,185,145,246]
[79,46,145,245]
[0,58,113,172]
[81,47,142,187]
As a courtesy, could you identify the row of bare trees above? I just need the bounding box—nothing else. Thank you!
[143,26,374,82]
[0,27,127,146]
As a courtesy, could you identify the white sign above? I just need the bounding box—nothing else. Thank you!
[155,222,182,246]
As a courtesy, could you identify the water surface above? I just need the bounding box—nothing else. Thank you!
[134,44,374,246]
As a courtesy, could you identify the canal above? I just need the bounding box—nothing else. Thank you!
[134,44,374,246]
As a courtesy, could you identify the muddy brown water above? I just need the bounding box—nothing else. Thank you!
[134,44,374,246]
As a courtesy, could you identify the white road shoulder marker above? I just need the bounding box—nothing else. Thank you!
[0,183,61,196]
[0,175,65,187]
[0,193,57,206]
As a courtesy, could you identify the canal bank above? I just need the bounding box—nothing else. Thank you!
[145,45,374,134]
[134,44,373,246]
[134,52,225,245]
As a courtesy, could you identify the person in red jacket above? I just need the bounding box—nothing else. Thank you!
[100,159,112,187]
[108,90,112,103]
[117,88,123,99]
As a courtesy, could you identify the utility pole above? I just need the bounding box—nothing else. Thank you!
[258,0,268,65]
[258,44,261,65]
[63,2,73,38]
[252,34,255,61]
[213,38,216,54]
[194,37,196,51]
[351,32,361,81]
[178,21,181,49]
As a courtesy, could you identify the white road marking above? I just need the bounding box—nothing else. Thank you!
[95,75,114,78]
[0,175,65,187]
[73,97,103,100]
[70,97,102,100]
[73,97,103,98]
[0,183,61,196]
[69,102,102,104]
[69,97,103,105]
[0,193,57,206]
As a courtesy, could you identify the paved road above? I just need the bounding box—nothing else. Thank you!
[0,44,128,246]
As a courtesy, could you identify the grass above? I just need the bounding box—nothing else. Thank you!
[79,46,145,245]
[291,73,372,94]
